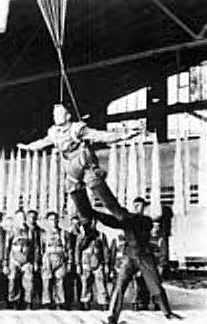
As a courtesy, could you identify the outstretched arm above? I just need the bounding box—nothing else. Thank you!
[17,135,53,151]
[82,127,140,144]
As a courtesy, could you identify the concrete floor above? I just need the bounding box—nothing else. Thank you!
[0,284,206,324]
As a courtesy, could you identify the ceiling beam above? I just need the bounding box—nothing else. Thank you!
[1,38,207,90]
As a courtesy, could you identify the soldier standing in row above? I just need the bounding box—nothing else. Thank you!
[0,212,5,273]
[41,211,70,309]
[26,210,42,308]
[3,210,34,309]
[76,219,109,310]
[65,215,82,308]
[0,213,7,307]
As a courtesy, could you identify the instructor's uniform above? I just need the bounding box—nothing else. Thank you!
[94,212,171,322]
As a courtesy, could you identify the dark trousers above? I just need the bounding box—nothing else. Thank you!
[64,271,82,309]
[71,178,128,226]
[109,254,171,322]
[133,274,150,307]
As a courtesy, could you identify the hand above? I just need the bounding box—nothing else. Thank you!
[17,143,29,150]
[76,264,82,275]
[52,148,59,155]
[3,265,9,276]
[34,263,40,273]
[67,263,72,273]
[109,270,116,281]
[104,265,109,277]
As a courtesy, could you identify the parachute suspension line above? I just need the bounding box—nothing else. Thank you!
[37,1,58,47]
[60,72,64,103]
[60,0,67,46]
[36,0,81,120]
[57,47,81,120]
[59,0,65,104]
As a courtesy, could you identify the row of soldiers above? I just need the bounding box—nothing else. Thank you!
[0,199,172,311]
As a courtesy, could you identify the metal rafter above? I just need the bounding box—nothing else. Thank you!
[1,37,207,90]
[151,0,199,40]
[188,110,207,122]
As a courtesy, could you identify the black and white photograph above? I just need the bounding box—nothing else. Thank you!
[0,1,207,323]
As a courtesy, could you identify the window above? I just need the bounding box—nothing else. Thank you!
[107,88,147,131]
[168,72,189,105]
[178,72,190,103]
[168,113,203,139]
[107,88,147,115]
[167,61,207,139]
[190,65,202,102]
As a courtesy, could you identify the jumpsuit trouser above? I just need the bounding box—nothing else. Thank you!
[108,254,171,322]
[8,260,33,303]
[42,253,66,305]
[65,145,128,223]
[81,265,109,305]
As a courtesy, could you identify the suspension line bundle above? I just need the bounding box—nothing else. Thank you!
[36,0,81,120]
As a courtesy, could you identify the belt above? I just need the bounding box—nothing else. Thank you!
[46,247,64,254]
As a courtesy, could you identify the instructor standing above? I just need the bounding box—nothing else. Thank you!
[93,197,177,324]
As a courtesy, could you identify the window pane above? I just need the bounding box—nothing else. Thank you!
[107,101,118,115]
[126,92,136,112]
[190,66,202,102]
[179,72,189,87]
[137,88,147,110]
[178,85,189,103]
[201,61,207,100]
[168,74,178,105]
[168,113,185,139]
[188,112,204,136]
[168,112,206,139]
